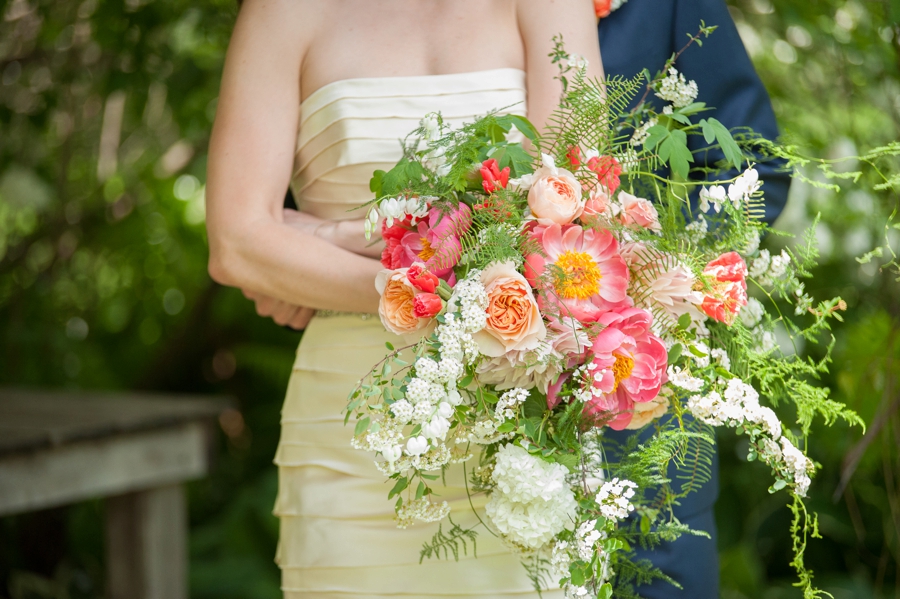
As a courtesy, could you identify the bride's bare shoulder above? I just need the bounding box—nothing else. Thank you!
[229,0,324,59]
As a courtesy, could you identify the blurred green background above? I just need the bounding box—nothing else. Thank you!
[0,0,896,597]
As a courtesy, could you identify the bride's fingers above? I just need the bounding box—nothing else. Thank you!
[289,307,316,330]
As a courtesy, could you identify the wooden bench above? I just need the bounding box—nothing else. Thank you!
[0,389,229,599]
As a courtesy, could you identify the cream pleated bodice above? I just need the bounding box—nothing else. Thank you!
[290,68,527,220]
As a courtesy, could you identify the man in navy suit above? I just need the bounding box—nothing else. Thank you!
[599,0,789,597]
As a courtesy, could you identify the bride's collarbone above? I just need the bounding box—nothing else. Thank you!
[298,0,524,100]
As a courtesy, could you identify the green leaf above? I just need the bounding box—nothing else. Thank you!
[354,416,371,436]
[569,564,586,586]
[369,170,386,195]
[677,313,693,330]
[415,481,426,500]
[659,128,693,179]
[497,421,516,433]
[385,341,394,351]
[640,515,651,535]
[523,391,546,419]
[668,112,692,126]
[699,118,716,144]
[506,114,539,141]
[599,583,613,599]
[552,453,580,473]
[706,117,743,170]
[667,343,683,365]
[388,476,409,499]
[643,125,669,151]
[504,143,536,178]
[772,479,788,491]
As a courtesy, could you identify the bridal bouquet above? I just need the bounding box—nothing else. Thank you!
[346,34,861,598]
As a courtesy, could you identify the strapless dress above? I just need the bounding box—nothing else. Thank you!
[274,68,564,598]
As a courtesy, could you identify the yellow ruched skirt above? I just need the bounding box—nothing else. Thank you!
[274,314,564,598]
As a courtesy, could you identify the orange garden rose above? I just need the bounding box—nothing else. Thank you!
[473,261,547,357]
[375,268,434,336]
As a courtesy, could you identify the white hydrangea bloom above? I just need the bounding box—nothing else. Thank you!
[485,444,577,549]
[656,67,699,108]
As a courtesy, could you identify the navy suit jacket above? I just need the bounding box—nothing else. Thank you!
[599,0,790,226]
[600,0,789,522]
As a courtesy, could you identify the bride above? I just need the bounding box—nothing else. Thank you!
[206,1,603,596]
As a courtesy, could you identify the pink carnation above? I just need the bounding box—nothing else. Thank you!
[524,224,630,324]
[583,308,668,430]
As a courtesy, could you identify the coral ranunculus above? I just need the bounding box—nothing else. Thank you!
[480,158,510,194]
[586,154,621,194]
[700,251,748,325]
[524,224,630,324]
[583,308,668,430]
[412,293,443,318]
[407,262,440,293]
[473,261,546,357]
[593,0,612,18]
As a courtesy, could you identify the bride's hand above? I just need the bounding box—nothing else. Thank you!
[283,208,384,259]
[242,288,316,330]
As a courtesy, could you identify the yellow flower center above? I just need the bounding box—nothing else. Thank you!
[554,250,602,300]
[418,237,435,261]
[611,353,635,392]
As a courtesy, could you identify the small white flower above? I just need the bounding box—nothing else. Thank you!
[406,435,429,456]
[656,67,699,108]
[420,113,441,141]
[422,415,451,440]
[563,53,589,71]
[382,444,403,463]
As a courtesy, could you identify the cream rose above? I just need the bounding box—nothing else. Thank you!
[525,154,585,225]
[473,261,546,357]
[375,268,432,336]
[618,192,661,233]
[624,392,671,430]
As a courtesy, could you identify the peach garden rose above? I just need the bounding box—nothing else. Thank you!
[375,268,434,336]
[473,261,547,357]
[524,153,585,225]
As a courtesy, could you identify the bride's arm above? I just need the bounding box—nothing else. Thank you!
[516,0,605,134]
[206,0,381,313]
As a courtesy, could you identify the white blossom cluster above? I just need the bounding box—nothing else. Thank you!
[738,297,777,354]
[685,215,708,243]
[630,117,658,147]
[395,497,451,529]
[686,378,813,495]
[655,67,699,108]
[420,113,442,141]
[485,444,578,549]
[595,478,637,522]
[749,248,791,286]
[563,53,589,71]
[574,519,604,561]
[666,365,704,392]
[496,388,529,421]
[616,148,640,173]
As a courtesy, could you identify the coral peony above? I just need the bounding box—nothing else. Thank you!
[524,224,630,324]
[583,308,668,430]
[380,203,471,280]
[700,251,748,325]
[618,192,662,233]
[473,261,546,357]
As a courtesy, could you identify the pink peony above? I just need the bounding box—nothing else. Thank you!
[618,192,662,233]
[581,187,618,227]
[524,224,630,324]
[380,203,471,280]
[583,308,668,430]
[700,251,748,325]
